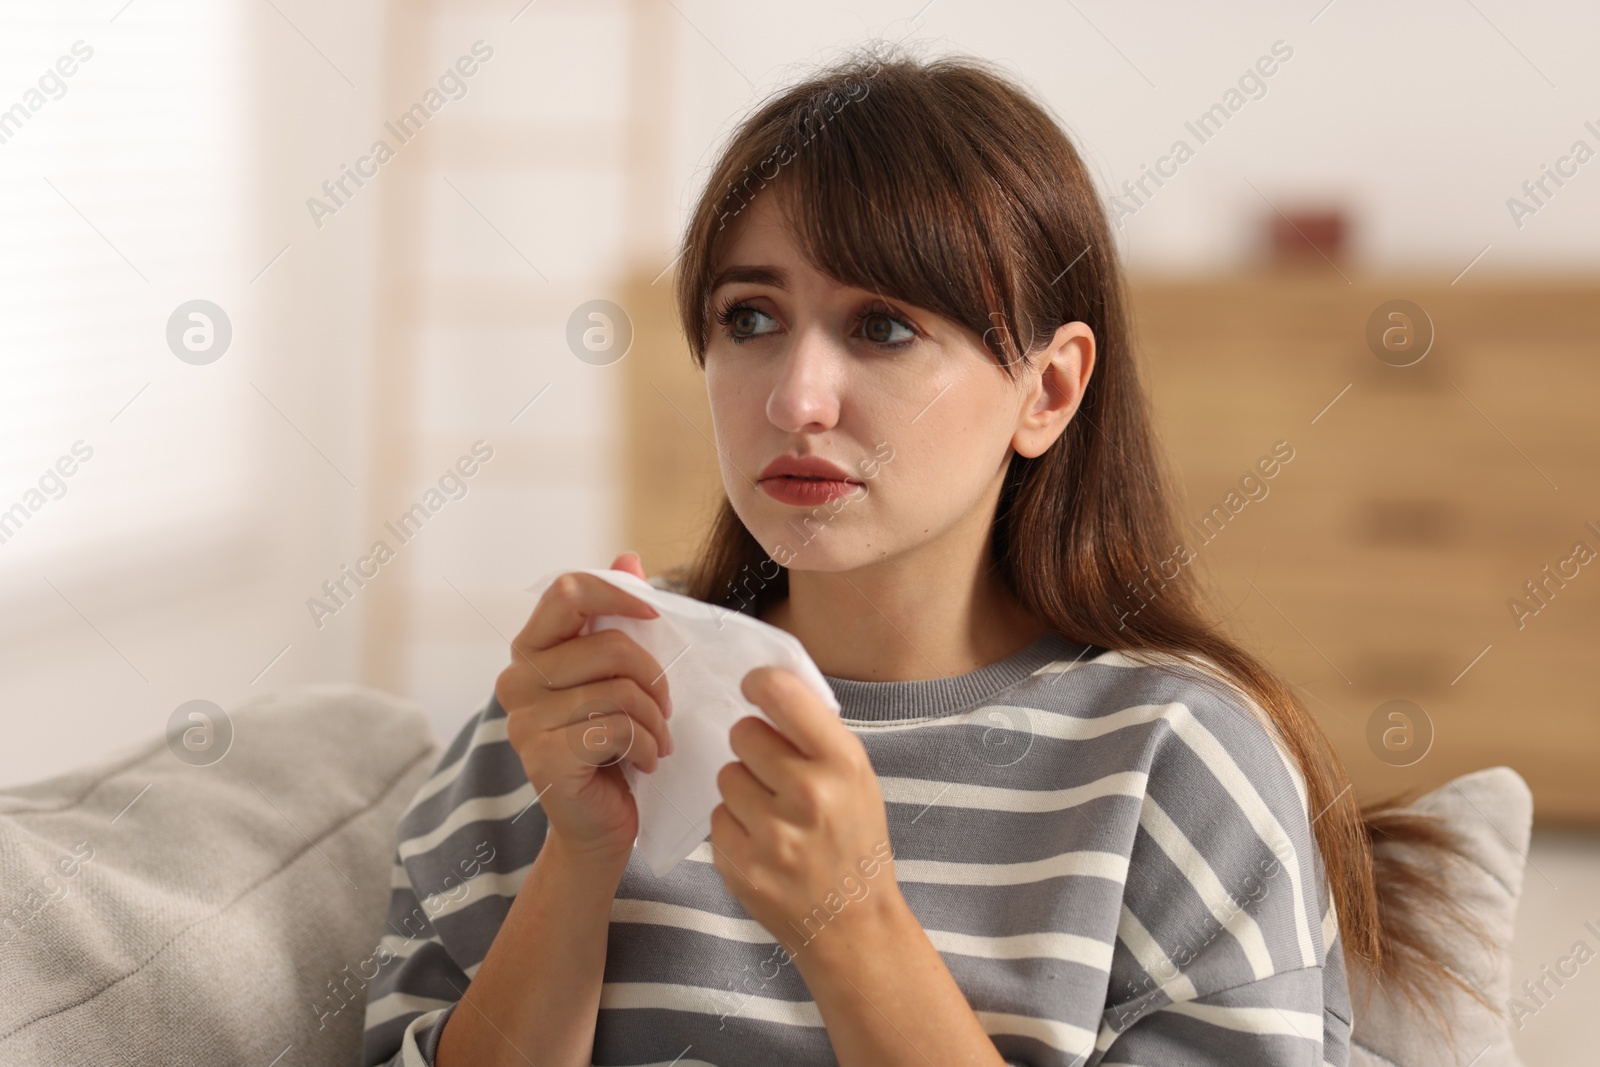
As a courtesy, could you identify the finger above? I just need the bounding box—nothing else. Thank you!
[514,571,660,658]
[740,666,838,760]
[536,628,674,724]
[728,715,806,793]
[710,800,750,844]
[560,676,673,762]
[610,551,647,581]
[498,639,673,753]
[564,707,660,773]
[716,760,774,827]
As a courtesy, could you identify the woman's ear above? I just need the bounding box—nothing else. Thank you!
[1013,321,1095,459]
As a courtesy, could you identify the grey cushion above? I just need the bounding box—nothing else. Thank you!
[1349,766,1533,1067]
[0,683,439,1066]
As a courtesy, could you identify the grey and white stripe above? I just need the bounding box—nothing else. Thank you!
[363,594,1350,1066]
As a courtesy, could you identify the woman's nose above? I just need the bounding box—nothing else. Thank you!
[765,329,842,433]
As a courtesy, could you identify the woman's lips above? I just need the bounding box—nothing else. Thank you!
[758,476,862,506]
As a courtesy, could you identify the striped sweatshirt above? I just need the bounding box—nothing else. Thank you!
[363,587,1351,1066]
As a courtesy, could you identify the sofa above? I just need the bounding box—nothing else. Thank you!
[0,684,1532,1065]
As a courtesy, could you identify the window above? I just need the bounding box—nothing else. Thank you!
[0,1,252,595]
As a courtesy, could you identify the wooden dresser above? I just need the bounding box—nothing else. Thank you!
[1129,270,1599,824]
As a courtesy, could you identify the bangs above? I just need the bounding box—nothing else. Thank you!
[681,49,1098,375]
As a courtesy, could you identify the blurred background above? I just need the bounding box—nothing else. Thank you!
[2,0,1596,1059]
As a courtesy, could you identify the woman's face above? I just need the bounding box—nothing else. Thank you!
[702,193,1094,578]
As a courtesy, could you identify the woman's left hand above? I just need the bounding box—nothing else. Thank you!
[710,666,1007,1067]
[710,665,902,962]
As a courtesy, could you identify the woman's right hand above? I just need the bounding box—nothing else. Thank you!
[495,551,674,869]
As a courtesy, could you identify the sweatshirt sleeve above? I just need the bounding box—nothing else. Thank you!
[1095,962,1348,1065]
[362,691,546,1065]
[359,850,466,1065]
[1091,669,1352,1065]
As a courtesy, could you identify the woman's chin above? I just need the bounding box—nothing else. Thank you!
[766,540,888,575]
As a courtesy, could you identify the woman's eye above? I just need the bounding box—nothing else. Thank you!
[724,304,779,341]
[861,311,915,346]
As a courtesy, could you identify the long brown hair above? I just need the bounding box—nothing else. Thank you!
[666,44,1496,1037]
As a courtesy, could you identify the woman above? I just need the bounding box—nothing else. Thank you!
[364,47,1482,1067]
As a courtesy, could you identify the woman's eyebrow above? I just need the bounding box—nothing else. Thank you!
[709,264,787,291]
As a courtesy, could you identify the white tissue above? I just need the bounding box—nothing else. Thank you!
[522,566,839,876]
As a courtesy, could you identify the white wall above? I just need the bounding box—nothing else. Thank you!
[668,0,1600,274]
